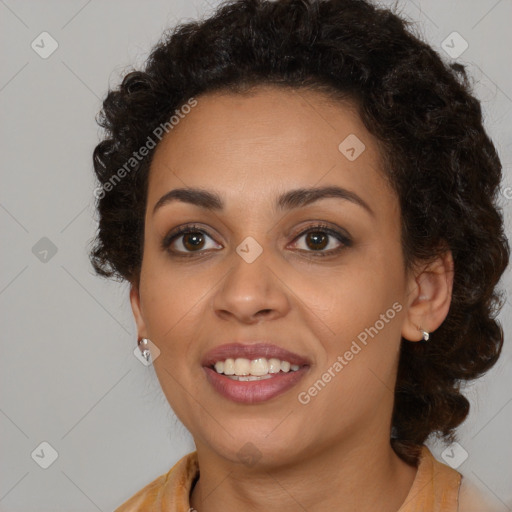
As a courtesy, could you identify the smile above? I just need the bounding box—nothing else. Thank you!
[202,343,310,404]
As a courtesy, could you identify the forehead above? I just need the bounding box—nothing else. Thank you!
[147,86,395,215]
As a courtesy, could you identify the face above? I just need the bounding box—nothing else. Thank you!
[131,86,420,467]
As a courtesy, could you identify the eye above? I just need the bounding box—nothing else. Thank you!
[162,222,352,259]
[162,224,222,257]
[289,223,352,256]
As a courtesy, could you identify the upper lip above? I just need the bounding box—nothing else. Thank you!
[202,343,311,368]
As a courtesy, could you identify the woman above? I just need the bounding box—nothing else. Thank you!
[90,0,510,510]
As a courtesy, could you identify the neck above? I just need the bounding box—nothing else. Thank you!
[189,433,417,512]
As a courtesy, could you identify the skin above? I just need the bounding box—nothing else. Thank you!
[130,85,454,512]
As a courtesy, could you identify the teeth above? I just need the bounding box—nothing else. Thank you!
[268,358,281,373]
[224,358,235,375]
[228,374,273,381]
[250,358,268,376]
[211,357,302,377]
[234,358,251,375]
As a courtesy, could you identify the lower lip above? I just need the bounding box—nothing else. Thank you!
[204,366,309,404]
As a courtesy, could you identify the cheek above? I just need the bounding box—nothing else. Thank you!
[295,244,405,342]
[139,253,210,344]
[295,267,404,433]
[296,244,406,407]
[139,260,208,425]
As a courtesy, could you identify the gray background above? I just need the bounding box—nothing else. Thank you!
[1,0,511,510]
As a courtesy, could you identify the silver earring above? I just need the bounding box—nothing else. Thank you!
[138,338,151,362]
[418,327,429,341]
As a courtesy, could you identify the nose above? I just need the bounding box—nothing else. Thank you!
[212,249,291,325]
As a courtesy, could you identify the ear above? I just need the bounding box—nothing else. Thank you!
[401,250,454,342]
[130,283,148,340]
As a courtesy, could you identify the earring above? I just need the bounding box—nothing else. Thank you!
[418,327,430,341]
[138,338,151,362]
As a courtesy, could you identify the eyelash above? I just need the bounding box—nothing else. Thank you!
[161,223,352,259]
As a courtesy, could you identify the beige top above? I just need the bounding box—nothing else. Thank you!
[113,445,496,511]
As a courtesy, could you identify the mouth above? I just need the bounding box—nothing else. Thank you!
[202,343,310,404]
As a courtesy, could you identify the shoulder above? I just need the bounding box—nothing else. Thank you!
[114,451,199,512]
[399,445,461,511]
[399,446,507,512]
[458,477,507,512]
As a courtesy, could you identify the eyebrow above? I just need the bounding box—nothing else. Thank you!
[152,185,374,217]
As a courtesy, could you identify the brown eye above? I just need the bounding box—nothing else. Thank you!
[304,231,329,251]
[290,224,352,256]
[162,224,222,256]
[182,232,206,251]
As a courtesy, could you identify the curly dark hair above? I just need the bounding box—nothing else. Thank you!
[91,0,509,464]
